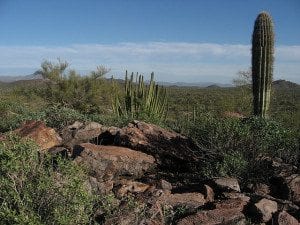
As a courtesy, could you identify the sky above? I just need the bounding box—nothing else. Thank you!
[0,0,299,84]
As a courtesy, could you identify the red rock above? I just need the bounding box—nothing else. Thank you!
[211,177,241,192]
[61,121,105,147]
[14,120,61,150]
[203,184,214,202]
[252,198,278,222]
[214,197,249,212]
[118,121,206,174]
[177,208,246,225]
[157,179,172,191]
[274,211,299,225]
[159,192,206,210]
[73,143,156,181]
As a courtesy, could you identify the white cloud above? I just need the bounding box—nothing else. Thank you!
[0,42,299,83]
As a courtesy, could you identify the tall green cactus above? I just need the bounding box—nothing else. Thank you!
[251,11,275,117]
[112,71,167,121]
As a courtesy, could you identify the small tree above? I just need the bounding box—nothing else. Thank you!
[233,68,252,88]
[38,59,111,113]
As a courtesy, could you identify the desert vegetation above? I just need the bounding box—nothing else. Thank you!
[0,11,299,225]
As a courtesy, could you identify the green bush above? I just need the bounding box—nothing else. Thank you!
[180,114,299,181]
[0,135,94,225]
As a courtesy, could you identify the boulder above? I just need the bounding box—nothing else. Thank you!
[87,176,114,194]
[214,197,250,212]
[117,121,208,174]
[251,198,278,223]
[210,177,241,193]
[14,120,61,150]
[61,121,109,148]
[73,143,156,182]
[222,192,250,202]
[157,179,172,191]
[274,211,300,225]
[202,184,214,202]
[159,192,206,210]
[177,208,246,225]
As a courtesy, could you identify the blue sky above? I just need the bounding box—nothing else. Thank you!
[0,0,299,83]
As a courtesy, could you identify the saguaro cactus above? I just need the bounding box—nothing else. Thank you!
[251,11,274,117]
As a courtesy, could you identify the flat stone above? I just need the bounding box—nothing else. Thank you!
[73,143,156,181]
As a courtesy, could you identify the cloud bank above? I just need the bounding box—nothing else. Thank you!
[0,42,299,83]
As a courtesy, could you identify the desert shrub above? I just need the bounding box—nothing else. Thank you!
[0,98,90,131]
[38,60,112,114]
[41,104,87,130]
[180,114,299,181]
[0,99,46,132]
[0,135,94,225]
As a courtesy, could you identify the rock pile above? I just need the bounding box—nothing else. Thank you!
[10,120,300,224]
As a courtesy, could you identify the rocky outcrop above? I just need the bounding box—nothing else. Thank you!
[14,120,61,150]
[9,120,300,224]
[61,121,119,148]
[116,120,208,174]
[73,143,156,181]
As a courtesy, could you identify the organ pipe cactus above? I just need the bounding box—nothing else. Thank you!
[251,11,275,117]
[112,71,167,121]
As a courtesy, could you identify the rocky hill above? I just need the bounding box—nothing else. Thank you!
[2,120,299,224]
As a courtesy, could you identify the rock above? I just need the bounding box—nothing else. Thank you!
[61,121,105,148]
[114,179,150,197]
[157,179,172,191]
[14,120,62,150]
[177,208,246,225]
[252,183,271,195]
[88,176,114,194]
[159,192,206,210]
[251,198,278,223]
[117,121,208,175]
[271,174,300,206]
[274,211,300,225]
[73,143,156,182]
[222,192,250,202]
[210,177,241,193]
[214,197,249,212]
[202,184,214,202]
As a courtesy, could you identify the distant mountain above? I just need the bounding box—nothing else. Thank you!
[206,84,221,89]
[272,79,299,89]
[157,81,233,88]
[0,72,43,83]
